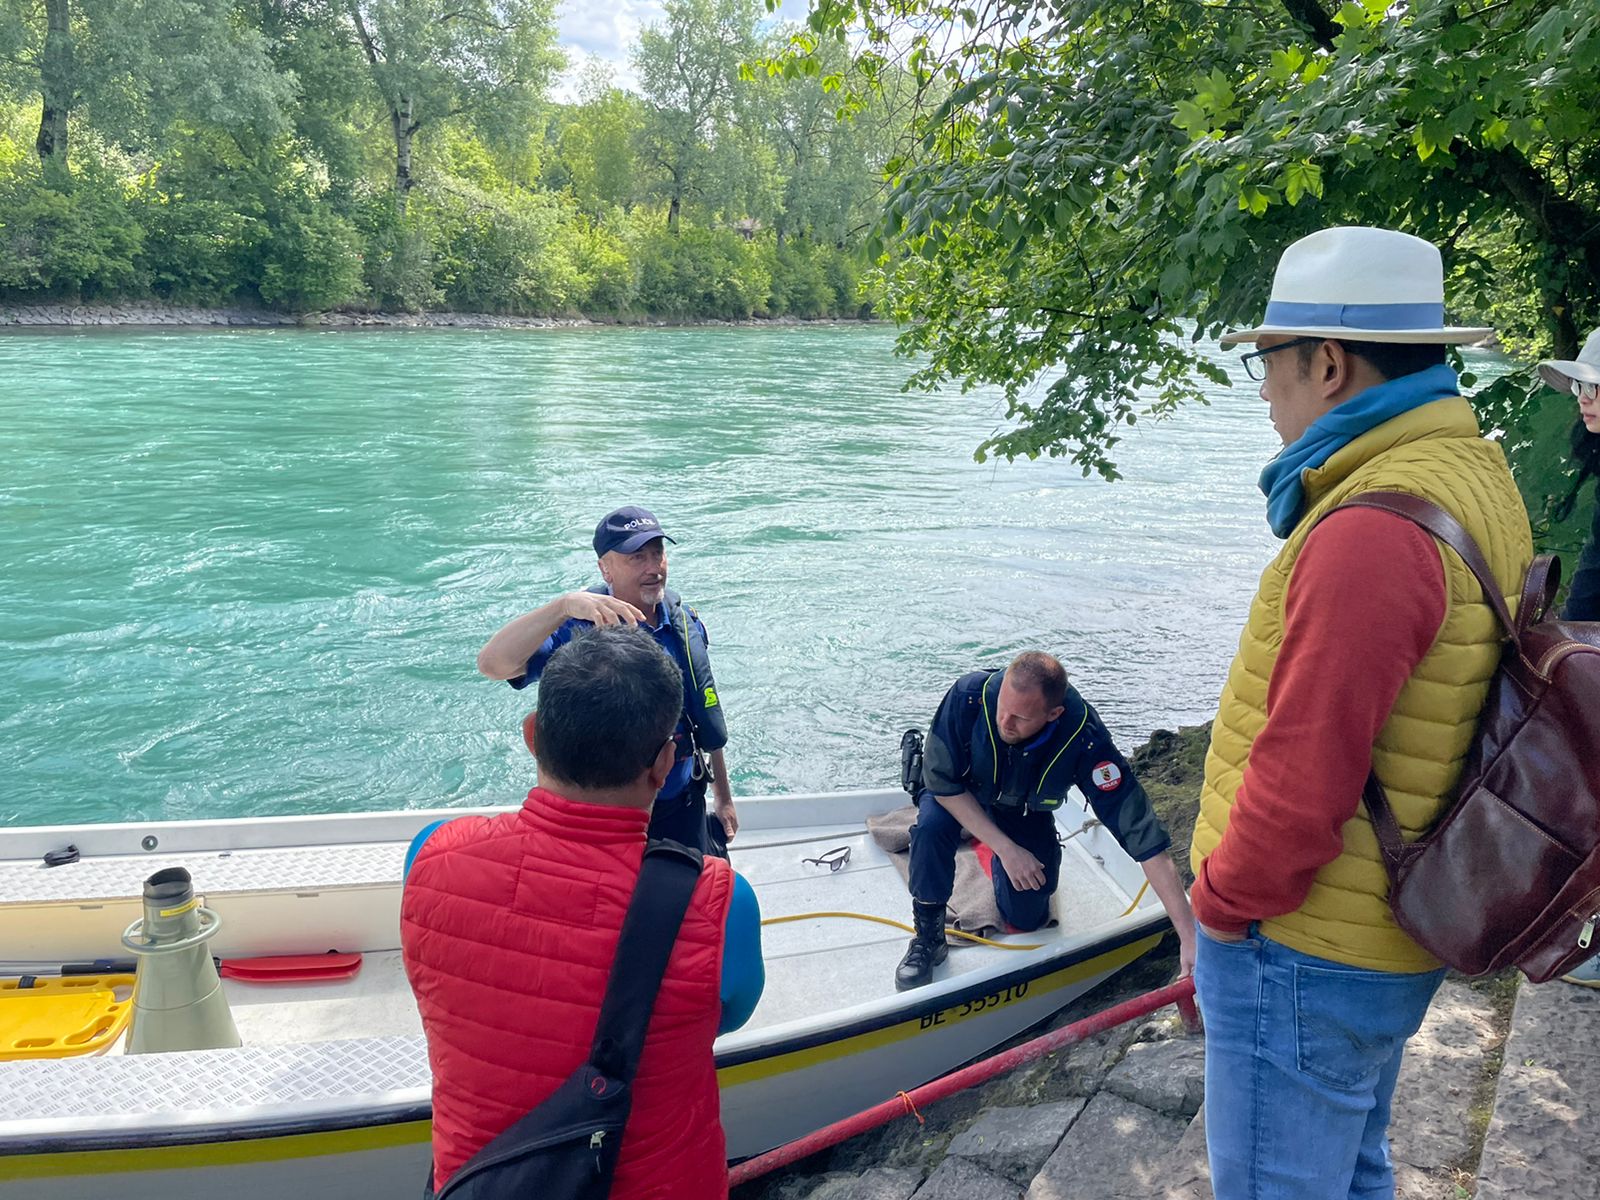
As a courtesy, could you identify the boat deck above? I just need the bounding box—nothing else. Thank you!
[0,842,405,905]
[1,791,1161,1137]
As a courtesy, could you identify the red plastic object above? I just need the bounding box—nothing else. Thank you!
[728,978,1200,1187]
[219,952,363,983]
[972,841,995,879]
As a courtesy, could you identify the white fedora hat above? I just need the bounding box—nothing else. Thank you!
[1538,327,1600,392]
[1221,226,1493,347]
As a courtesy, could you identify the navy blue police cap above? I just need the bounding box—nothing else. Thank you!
[593,506,678,557]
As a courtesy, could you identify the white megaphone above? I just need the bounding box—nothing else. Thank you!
[121,866,241,1054]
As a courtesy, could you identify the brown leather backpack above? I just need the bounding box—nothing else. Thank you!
[1334,491,1600,982]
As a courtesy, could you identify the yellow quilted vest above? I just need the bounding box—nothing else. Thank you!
[1190,398,1532,972]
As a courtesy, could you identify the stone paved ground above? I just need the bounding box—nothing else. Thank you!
[730,945,1593,1200]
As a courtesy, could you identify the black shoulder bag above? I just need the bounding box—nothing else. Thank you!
[428,839,705,1200]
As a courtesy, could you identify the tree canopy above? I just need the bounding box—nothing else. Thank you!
[786,0,1599,495]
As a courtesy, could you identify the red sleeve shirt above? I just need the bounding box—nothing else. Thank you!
[1191,507,1448,933]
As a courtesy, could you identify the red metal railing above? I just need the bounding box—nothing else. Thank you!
[729,977,1199,1188]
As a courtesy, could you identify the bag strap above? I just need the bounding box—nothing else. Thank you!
[1330,490,1519,636]
[588,838,705,1085]
[1320,491,1530,875]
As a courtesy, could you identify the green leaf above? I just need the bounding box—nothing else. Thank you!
[1282,161,1323,206]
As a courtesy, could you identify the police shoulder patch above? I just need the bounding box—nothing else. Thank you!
[1091,761,1123,792]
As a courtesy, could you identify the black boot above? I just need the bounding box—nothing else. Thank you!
[895,899,949,991]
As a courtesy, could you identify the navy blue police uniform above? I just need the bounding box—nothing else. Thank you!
[911,667,1169,931]
[508,586,727,850]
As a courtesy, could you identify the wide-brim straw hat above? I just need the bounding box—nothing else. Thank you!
[1538,328,1600,392]
[1221,226,1493,347]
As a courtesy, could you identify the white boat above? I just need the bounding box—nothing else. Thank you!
[0,788,1172,1198]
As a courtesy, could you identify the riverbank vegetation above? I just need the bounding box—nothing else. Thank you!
[787,0,1598,545]
[0,0,912,321]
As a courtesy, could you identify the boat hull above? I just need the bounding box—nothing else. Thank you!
[0,933,1162,1198]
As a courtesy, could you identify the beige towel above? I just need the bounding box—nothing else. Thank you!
[867,803,1057,942]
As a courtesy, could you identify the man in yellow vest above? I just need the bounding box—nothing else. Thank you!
[1188,227,1531,1200]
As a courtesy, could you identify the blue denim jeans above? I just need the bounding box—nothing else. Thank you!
[1194,925,1445,1200]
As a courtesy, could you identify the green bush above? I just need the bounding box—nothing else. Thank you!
[635,226,770,319]
[822,245,867,317]
[567,218,635,313]
[770,241,832,318]
[426,185,578,314]
[0,164,143,298]
[134,178,262,304]
[258,204,365,311]
[358,198,442,312]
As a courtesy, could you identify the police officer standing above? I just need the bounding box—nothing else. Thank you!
[477,506,736,851]
[897,651,1196,990]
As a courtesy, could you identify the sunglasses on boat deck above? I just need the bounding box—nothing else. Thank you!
[802,846,852,873]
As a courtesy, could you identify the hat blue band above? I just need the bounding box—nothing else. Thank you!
[1262,300,1445,331]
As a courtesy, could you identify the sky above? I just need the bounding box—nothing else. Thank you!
[555,0,814,98]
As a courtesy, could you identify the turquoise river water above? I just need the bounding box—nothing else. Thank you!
[2,324,1479,827]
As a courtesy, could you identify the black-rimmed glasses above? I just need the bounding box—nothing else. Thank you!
[1240,336,1321,382]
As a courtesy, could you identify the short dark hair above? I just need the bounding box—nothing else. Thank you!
[1006,651,1068,708]
[1296,339,1447,382]
[533,626,683,789]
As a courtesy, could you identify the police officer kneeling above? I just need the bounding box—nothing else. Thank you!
[897,652,1197,991]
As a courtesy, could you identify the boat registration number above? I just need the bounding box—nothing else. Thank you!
[918,981,1030,1029]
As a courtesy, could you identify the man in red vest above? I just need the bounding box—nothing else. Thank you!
[403,625,764,1196]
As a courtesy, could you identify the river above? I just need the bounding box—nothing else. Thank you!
[0,323,1418,824]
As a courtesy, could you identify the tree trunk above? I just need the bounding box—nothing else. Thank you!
[36,0,72,181]
[391,97,415,213]
[667,190,681,232]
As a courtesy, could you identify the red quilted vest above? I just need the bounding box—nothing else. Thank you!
[401,788,735,1196]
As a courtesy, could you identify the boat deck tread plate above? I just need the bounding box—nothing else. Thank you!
[4,1034,429,1128]
[0,820,885,907]
[0,843,407,906]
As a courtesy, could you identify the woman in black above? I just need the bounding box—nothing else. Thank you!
[1539,328,1600,624]
[1540,327,1600,986]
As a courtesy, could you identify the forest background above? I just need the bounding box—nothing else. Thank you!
[0,0,899,322]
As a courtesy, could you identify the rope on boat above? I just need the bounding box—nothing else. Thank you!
[895,1090,926,1125]
[758,883,1153,951]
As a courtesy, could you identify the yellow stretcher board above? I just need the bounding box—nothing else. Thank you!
[0,974,135,1060]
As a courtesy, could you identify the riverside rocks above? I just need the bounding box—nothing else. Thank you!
[735,975,1518,1200]
[0,302,875,330]
[944,1101,1087,1185]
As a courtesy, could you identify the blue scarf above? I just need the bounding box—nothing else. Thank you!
[1259,363,1459,538]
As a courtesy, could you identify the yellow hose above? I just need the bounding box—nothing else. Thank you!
[760,910,1043,950]
[759,882,1152,951]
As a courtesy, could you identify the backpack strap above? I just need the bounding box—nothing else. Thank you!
[1331,491,1519,635]
[1322,490,1555,875]
[588,838,705,1084]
